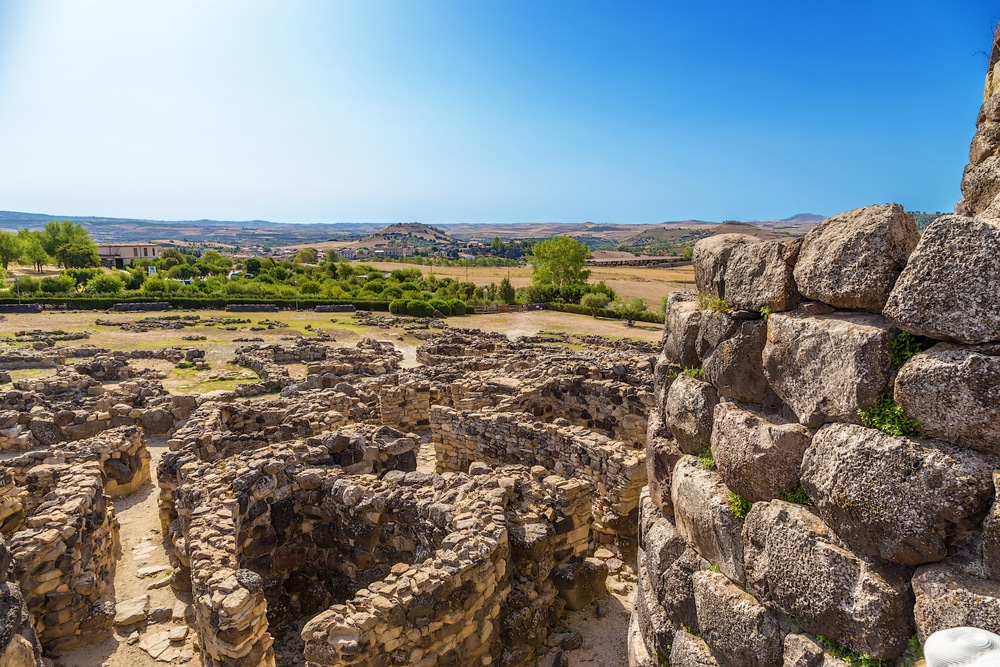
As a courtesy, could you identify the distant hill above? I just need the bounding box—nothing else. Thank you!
[357,222,457,247]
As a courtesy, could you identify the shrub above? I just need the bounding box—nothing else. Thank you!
[779,483,811,505]
[696,292,729,313]
[63,267,102,286]
[388,299,409,314]
[726,491,752,520]
[40,275,76,294]
[428,298,451,316]
[446,298,466,316]
[697,446,716,471]
[15,275,39,293]
[379,286,403,300]
[298,280,321,295]
[682,367,705,380]
[858,393,925,438]
[406,300,434,318]
[890,331,934,366]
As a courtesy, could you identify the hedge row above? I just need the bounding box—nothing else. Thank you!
[548,301,665,324]
[0,296,392,311]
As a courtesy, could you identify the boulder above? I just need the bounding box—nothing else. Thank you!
[664,292,702,368]
[801,423,997,566]
[641,496,707,634]
[633,547,674,662]
[693,234,760,298]
[793,204,918,312]
[762,312,897,427]
[663,375,718,455]
[970,120,1000,166]
[693,570,781,667]
[742,500,914,660]
[645,414,682,516]
[782,634,849,667]
[671,456,745,585]
[883,215,1000,344]
[669,630,720,667]
[982,472,1000,580]
[140,408,175,435]
[961,155,1000,214]
[711,402,812,502]
[702,319,776,406]
[720,240,799,312]
[912,563,1000,641]
[27,420,62,447]
[552,557,608,611]
[894,343,1000,454]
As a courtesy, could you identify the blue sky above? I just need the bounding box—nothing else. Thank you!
[0,1,996,224]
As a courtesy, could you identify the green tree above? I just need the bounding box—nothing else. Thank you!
[0,232,23,269]
[681,246,694,260]
[527,236,590,288]
[498,276,516,304]
[609,297,647,326]
[87,273,125,294]
[39,221,95,257]
[56,243,100,268]
[580,292,610,316]
[295,247,319,264]
[17,230,50,273]
[243,257,262,274]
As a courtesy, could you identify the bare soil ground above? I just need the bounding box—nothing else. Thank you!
[1,308,656,667]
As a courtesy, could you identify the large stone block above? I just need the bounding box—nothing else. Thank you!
[762,313,897,427]
[645,413,682,516]
[982,472,1000,580]
[720,240,799,312]
[912,563,1000,641]
[633,547,674,662]
[743,500,914,660]
[884,215,1000,344]
[669,630,720,667]
[693,234,759,297]
[961,155,1000,214]
[693,570,781,667]
[711,402,812,502]
[801,423,997,566]
[641,496,707,635]
[702,319,776,406]
[663,375,718,455]
[782,634,849,667]
[895,343,1000,454]
[664,292,702,368]
[671,457,745,585]
[793,204,918,312]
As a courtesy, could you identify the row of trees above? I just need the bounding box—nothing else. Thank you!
[0,221,99,272]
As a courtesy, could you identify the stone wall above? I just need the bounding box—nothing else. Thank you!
[0,533,43,667]
[632,196,1000,664]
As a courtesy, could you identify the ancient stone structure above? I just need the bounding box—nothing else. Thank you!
[631,34,1000,663]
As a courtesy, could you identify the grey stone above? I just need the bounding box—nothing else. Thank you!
[671,456,745,585]
[801,422,997,566]
[970,120,1000,166]
[663,375,718,455]
[633,547,674,661]
[912,563,1000,641]
[894,343,1000,454]
[961,155,1000,214]
[641,496,707,634]
[114,595,148,627]
[982,472,1000,580]
[782,634,849,667]
[742,500,914,660]
[793,204,918,312]
[645,414,682,516]
[711,402,812,503]
[693,570,781,667]
[140,408,174,435]
[669,630,720,667]
[664,292,702,368]
[762,312,897,427]
[103,458,133,485]
[693,233,760,298]
[702,319,775,406]
[552,558,608,611]
[721,240,799,312]
[883,215,1000,344]
[27,420,62,447]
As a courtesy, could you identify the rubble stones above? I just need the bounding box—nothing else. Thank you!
[793,204,918,312]
[883,216,1000,344]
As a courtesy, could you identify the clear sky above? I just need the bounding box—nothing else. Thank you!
[0,1,996,224]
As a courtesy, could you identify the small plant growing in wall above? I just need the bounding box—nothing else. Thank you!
[889,331,934,366]
[681,366,705,380]
[858,393,926,438]
[696,292,729,315]
[726,491,752,520]
[815,635,892,667]
[697,446,716,471]
[779,482,811,506]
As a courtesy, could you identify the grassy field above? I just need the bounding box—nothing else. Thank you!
[350,261,695,308]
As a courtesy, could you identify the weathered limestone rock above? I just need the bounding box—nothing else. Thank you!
[762,312,897,427]
[801,423,997,566]
[645,414,682,516]
[114,595,148,627]
[743,500,914,659]
[693,570,781,667]
[721,240,799,312]
[671,457,745,585]
[664,292,702,368]
[895,343,1000,454]
[782,634,849,667]
[693,234,760,298]
[962,155,1000,214]
[912,563,1000,641]
[982,472,1000,579]
[884,215,1000,344]
[669,630,720,667]
[633,548,673,664]
[552,558,608,611]
[793,204,918,312]
[702,319,775,406]
[711,402,812,502]
[663,375,718,454]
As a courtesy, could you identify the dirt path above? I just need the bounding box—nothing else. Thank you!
[56,438,203,667]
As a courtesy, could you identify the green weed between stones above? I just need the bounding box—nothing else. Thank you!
[697,447,716,471]
[681,367,705,380]
[815,635,891,667]
[780,482,811,506]
[696,292,729,314]
[759,305,773,321]
[726,491,752,520]
[889,331,935,366]
[858,393,926,438]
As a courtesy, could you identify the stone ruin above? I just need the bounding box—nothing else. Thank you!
[629,32,1000,666]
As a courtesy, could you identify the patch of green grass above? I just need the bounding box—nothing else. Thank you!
[697,447,716,471]
[696,292,729,314]
[900,635,924,666]
[889,331,934,366]
[815,635,892,667]
[708,564,720,573]
[682,366,705,380]
[779,483,812,506]
[858,393,925,438]
[726,491,752,520]
[760,305,772,321]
